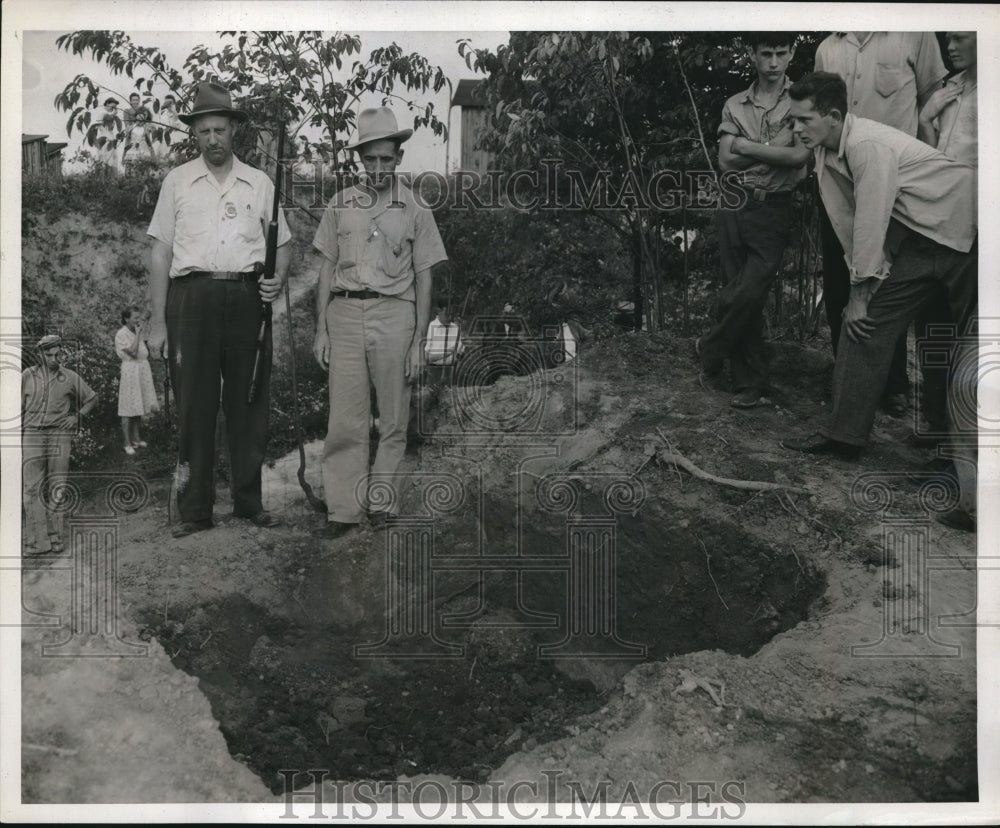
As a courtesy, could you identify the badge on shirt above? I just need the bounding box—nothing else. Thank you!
[225,202,237,219]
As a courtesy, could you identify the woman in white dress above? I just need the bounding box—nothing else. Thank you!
[115,305,158,454]
[122,108,154,170]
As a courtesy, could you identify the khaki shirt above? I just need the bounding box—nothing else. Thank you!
[147,154,291,276]
[717,78,806,193]
[815,114,976,285]
[814,32,946,136]
[312,180,447,302]
[22,365,96,430]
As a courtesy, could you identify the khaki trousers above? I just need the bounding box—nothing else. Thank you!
[22,429,72,550]
[322,295,415,522]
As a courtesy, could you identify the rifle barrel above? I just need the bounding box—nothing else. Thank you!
[247,120,285,405]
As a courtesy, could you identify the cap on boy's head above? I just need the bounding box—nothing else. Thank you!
[745,32,798,51]
[37,334,62,352]
[104,97,118,107]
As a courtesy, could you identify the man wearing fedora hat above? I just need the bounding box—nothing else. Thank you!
[312,107,447,536]
[147,80,291,539]
[21,335,98,554]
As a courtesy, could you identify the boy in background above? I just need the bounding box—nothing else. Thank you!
[696,32,809,408]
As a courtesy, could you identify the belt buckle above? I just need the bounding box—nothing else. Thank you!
[752,188,767,202]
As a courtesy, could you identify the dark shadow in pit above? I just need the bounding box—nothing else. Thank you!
[138,489,824,793]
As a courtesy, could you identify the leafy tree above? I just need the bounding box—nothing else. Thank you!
[54,30,451,172]
[457,31,821,333]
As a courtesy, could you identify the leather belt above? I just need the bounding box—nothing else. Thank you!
[738,185,795,204]
[183,270,260,282]
[332,289,384,300]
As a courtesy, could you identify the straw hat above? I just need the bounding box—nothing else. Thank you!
[36,334,62,351]
[345,107,413,151]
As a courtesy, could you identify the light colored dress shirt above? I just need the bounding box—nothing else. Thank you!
[815,114,976,285]
[814,32,946,136]
[147,154,291,276]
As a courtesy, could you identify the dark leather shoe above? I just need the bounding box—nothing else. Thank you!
[935,509,976,533]
[368,510,395,531]
[904,458,957,485]
[781,432,861,459]
[172,519,213,539]
[906,431,944,449]
[314,521,357,539]
[246,510,281,528]
[730,388,761,409]
[881,392,909,418]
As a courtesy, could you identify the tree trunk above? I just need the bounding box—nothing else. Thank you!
[632,227,644,332]
[631,218,667,334]
[682,201,690,334]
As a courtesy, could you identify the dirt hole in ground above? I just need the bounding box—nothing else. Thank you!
[138,492,824,793]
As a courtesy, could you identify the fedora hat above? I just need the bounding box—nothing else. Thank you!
[345,107,413,151]
[178,81,249,125]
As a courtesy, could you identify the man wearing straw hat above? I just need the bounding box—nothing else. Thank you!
[312,107,447,537]
[147,81,291,539]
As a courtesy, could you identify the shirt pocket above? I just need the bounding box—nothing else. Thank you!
[335,229,357,277]
[765,115,794,146]
[377,217,415,279]
[874,63,909,98]
[237,204,265,245]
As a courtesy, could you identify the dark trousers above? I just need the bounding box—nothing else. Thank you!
[166,277,271,522]
[819,202,910,396]
[821,233,977,445]
[702,198,793,392]
[914,287,952,431]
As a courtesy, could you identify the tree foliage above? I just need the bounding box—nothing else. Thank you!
[456,31,821,332]
[54,30,451,170]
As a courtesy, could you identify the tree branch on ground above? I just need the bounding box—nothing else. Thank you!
[652,427,810,494]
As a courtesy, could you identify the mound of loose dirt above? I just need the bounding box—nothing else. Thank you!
[17,328,979,811]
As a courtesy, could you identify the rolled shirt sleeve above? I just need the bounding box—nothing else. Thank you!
[717,100,740,138]
[844,139,898,284]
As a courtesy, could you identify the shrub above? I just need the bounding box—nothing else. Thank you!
[267,293,331,460]
[23,159,166,226]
